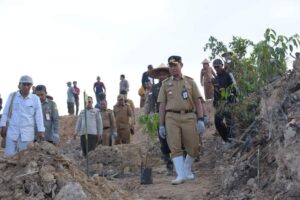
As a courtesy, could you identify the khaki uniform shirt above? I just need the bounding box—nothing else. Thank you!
[157,75,202,111]
[113,104,132,129]
[100,109,116,132]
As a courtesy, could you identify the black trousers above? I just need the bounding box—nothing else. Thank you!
[75,99,79,116]
[158,132,173,170]
[80,134,98,157]
[214,111,233,142]
[67,102,74,115]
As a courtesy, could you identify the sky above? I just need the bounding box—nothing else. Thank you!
[0,0,299,115]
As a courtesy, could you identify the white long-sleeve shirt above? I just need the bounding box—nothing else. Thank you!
[75,108,103,136]
[0,91,45,141]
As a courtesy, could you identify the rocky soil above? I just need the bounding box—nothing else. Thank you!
[0,69,299,200]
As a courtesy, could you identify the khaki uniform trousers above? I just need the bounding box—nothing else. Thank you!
[115,127,130,144]
[102,129,111,146]
[165,112,199,158]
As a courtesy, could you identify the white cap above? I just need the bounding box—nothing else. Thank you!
[19,75,33,84]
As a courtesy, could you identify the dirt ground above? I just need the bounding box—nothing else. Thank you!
[0,69,299,199]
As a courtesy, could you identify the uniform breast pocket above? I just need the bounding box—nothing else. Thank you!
[167,89,174,99]
[25,105,35,115]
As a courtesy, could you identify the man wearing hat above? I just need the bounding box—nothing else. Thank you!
[200,58,216,100]
[113,94,133,144]
[0,75,45,156]
[212,59,237,146]
[146,65,174,175]
[158,56,205,185]
[293,52,300,71]
[66,81,75,115]
[35,85,60,146]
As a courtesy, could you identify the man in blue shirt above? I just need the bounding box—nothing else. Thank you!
[0,75,45,156]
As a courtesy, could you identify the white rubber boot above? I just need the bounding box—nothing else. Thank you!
[171,156,185,185]
[184,154,195,180]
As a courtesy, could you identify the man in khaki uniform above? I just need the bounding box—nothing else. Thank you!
[100,99,117,146]
[120,91,136,135]
[158,55,205,185]
[113,94,132,144]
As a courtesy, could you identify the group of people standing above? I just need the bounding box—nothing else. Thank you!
[0,75,60,156]
[73,75,135,157]
[1,51,297,186]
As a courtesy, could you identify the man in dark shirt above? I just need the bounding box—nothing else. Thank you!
[212,59,237,144]
[146,66,173,175]
[141,65,154,89]
[73,81,80,115]
[93,76,106,104]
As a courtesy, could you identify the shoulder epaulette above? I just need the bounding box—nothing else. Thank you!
[183,75,193,80]
[162,77,171,83]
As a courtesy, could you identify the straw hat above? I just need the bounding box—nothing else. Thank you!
[148,64,170,79]
[201,58,210,64]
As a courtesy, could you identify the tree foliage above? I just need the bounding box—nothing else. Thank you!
[203,28,300,126]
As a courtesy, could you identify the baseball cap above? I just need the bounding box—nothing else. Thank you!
[19,75,33,84]
[35,85,47,92]
[168,56,182,64]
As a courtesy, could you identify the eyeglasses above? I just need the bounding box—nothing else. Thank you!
[22,83,32,86]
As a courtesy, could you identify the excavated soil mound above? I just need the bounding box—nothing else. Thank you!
[208,69,300,199]
[0,142,134,200]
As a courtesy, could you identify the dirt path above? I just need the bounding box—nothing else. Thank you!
[108,104,223,200]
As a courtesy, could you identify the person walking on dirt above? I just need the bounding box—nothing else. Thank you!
[99,99,117,146]
[93,76,106,104]
[0,75,45,156]
[212,58,237,145]
[146,66,174,175]
[73,81,80,116]
[34,85,60,146]
[120,91,136,135]
[200,58,216,100]
[293,52,300,71]
[66,82,75,115]
[74,96,103,157]
[113,94,132,144]
[158,55,205,185]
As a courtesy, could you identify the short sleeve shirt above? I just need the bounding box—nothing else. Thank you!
[157,75,202,111]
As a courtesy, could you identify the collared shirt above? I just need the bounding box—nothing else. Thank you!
[119,79,129,93]
[36,98,60,144]
[100,109,117,132]
[0,91,45,141]
[76,108,103,136]
[67,86,75,103]
[113,103,132,129]
[157,75,201,111]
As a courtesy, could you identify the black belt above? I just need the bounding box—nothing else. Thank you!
[166,109,194,114]
[103,127,111,130]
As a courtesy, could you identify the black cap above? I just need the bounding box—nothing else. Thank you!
[147,65,153,69]
[35,85,47,93]
[168,55,182,64]
[212,59,223,67]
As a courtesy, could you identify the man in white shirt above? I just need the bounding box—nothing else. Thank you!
[0,75,45,156]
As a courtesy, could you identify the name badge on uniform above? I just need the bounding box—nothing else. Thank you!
[46,113,51,121]
[182,88,188,100]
